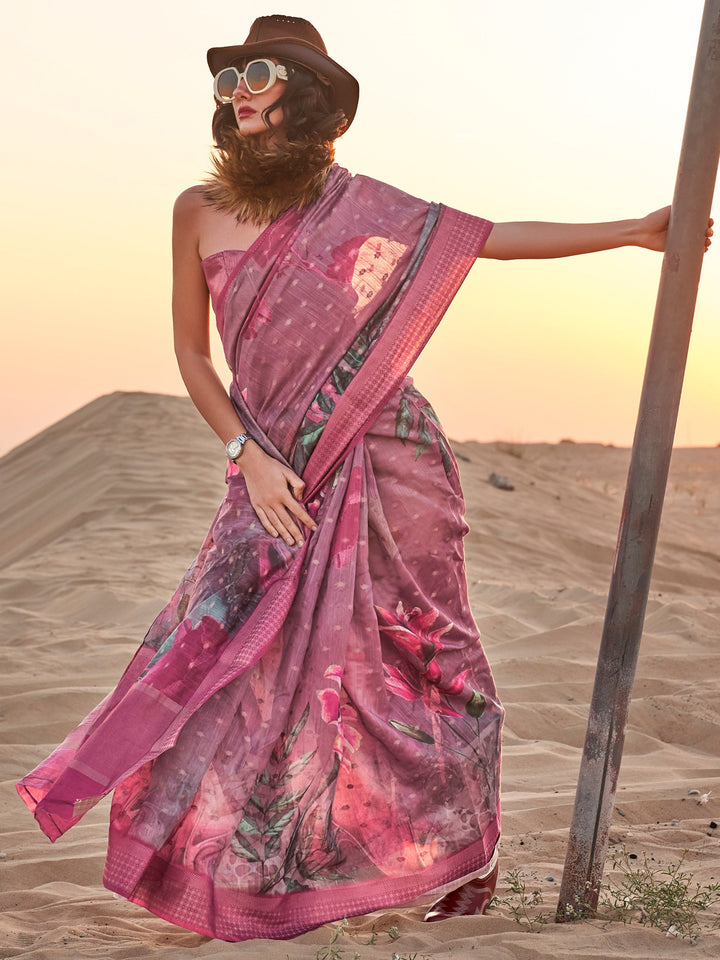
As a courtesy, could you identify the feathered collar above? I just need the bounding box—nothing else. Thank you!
[202,131,334,225]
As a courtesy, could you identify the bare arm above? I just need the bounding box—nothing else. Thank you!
[172,190,246,444]
[480,206,712,260]
[172,188,316,545]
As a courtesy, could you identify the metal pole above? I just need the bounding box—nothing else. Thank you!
[556,0,720,920]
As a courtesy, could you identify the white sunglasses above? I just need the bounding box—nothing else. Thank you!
[213,59,290,102]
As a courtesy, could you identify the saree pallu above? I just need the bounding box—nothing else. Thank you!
[17,166,503,941]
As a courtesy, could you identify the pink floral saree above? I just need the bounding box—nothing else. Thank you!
[17,166,503,941]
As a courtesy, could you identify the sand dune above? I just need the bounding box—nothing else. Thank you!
[1,392,719,958]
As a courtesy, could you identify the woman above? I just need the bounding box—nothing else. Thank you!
[17,14,711,943]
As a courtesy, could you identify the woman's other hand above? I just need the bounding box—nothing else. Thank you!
[237,442,317,546]
[636,205,713,252]
[636,205,671,251]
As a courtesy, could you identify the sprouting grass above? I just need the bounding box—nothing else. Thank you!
[356,923,401,945]
[312,919,353,960]
[494,867,552,931]
[601,847,720,943]
[291,918,404,960]
[292,849,720,956]
[499,853,720,941]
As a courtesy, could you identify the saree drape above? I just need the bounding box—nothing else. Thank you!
[17,166,503,941]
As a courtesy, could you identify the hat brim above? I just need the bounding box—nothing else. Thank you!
[207,37,359,129]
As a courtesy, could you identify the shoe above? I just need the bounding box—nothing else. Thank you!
[423,863,498,921]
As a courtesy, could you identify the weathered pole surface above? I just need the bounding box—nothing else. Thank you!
[556,0,720,921]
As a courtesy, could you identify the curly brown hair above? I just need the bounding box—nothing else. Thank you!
[211,60,348,148]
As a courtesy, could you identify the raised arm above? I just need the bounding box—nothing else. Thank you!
[479,206,712,260]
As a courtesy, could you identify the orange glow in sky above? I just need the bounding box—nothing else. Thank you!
[1,0,718,454]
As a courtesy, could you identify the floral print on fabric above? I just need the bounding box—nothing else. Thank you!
[229,702,348,893]
[379,602,468,718]
[292,235,406,475]
[395,383,455,478]
[378,600,496,800]
[317,665,362,771]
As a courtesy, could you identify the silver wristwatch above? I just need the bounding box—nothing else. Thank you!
[225,433,251,461]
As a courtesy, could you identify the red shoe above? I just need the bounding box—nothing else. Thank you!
[423,863,499,921]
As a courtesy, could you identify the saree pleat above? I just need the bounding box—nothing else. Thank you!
[17,166,503,941]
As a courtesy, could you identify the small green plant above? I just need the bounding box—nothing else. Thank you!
[495,867,551,931]
[555,879,597,922]
[601,848,720,942]
[355,922,401,945]
[308,918,403,959]
[313,939,346,960]
[313,919,356,960]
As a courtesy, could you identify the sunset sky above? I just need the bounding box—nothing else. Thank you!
[2,0,718,455]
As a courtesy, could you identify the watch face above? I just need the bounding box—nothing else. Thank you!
[226,440,242,459]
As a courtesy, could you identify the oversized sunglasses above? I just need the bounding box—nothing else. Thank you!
[213,59,289,101]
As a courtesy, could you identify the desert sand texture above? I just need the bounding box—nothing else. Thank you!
[1,391,719,959]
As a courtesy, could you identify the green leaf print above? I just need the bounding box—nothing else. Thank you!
[264,833,282,857]
[389,718,435,744]
[282,704,310,760]
[437,432,454,479]
[285,750,317,778]
[266,809,296,835]
[414,411,433,460]
[231,706,347,893]
[267,787,309,814]
[316,390,335,416]
[296,420,327,450]
[331,365,354,394]
[231,832,262,862]
[421,402,442,429]
[395,396,413,443]
[344,346,365,371]
[238,813,261,835]
[284,877,311,893]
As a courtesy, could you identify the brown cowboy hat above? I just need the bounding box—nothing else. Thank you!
[207,15,359,129]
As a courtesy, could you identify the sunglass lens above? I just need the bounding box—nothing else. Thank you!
[245,60,272,93]
[215,68,239,101]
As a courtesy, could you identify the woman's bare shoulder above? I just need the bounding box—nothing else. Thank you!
[174,185,207,220]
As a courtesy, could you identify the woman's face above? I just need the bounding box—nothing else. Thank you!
[231,57,286,135]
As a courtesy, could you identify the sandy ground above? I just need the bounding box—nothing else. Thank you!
[1,391,719,959]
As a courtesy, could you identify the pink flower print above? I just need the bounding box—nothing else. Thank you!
[383,662,463,718]
[316,666,361,770]
[336,703,362,760]
[318,687,340,724]
[383,663,423,702]
[379,603,472,716]
[438,667,470,697]
[376,601,451,671]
